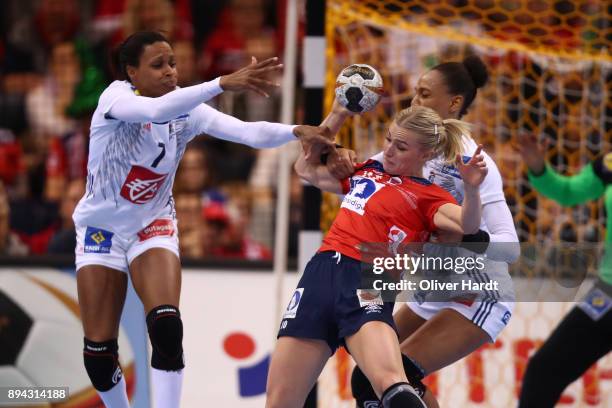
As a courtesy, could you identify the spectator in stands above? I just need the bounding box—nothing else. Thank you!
[119,0,192,44]
[174,192,205,258]
[0,181,28,256]
[200,0,275,80]
[174,40,200,88]
[9,167,60,254]
[2,0,83,94]
[25,41,80,141]
[175,144,211,193]
[224,185,272,260]
[0,129,26,197]
[44,39,105,202]
[202,188,272,260]
[47,179,85,254]
[201,199,232,258]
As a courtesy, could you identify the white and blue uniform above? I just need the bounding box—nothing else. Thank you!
[373,136,518,340]
[74,78,296,272]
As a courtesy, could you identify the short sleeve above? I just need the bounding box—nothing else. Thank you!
[422,186,457,231]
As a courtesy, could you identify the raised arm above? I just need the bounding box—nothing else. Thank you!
[516,133,606,206]
[106,79,223,123]
[433,146,487,235]
[189,103,336,152]
[106,57,283,124]
[528,163,605,206]
[294,148,344,194]
[294,107,353,193]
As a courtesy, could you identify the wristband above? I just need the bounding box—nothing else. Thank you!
[460,229,490,254]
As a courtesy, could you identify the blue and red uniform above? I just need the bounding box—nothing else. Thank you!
[279,160,456,351]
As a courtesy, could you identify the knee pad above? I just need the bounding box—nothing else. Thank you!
[351,365,379,408]
[83,338,123,392]
[381,382,426,408]
[402,354,427,398]
[146,304,184,371]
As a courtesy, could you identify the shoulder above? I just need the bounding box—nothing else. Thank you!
[98,81,134,106]
[420,180,457,203]
[399,176,456,204]
[354,159,384,172]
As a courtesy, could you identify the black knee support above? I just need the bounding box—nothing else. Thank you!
[351,364,379,408]
[381,382,426,408]
[401,354,427,398]
[146,304,184,371]
[351,354,428,407]
[83,338,123,392]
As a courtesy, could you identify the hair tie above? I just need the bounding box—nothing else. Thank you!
[434,124,441,143]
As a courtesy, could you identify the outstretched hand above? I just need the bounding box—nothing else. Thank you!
[219,56,282,97]
[457,145,488,188]
[293,125,337,164]
[513,133,547,175]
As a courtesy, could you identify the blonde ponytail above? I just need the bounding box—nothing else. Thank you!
[438,119,470,163]
[394,106,471,163]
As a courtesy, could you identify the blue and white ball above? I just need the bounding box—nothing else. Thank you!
[335,64,383,113]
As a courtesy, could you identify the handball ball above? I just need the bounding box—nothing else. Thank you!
[335,64,383,113]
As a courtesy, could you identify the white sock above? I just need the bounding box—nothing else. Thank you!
[98,375,130,408]
[151,368,183,408]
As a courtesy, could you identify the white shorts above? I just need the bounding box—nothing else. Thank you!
[406,299,514,341]
[75,218,179,273]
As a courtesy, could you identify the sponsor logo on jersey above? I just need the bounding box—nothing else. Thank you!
[341,176,384,215]
[137,219,175,241]
[120,165,168,204]
[364,401,381,408]
[84,226,114,253]
[143,123,151,132]
[283,288,304,319]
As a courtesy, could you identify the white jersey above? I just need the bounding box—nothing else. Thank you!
[73,79,296,237]
[372,135,506,233]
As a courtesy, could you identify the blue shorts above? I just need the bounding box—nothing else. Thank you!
[278,251,397,352]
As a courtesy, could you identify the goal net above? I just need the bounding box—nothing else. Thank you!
[318,1,611,406]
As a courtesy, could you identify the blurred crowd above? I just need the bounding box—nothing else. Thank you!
[0,0,306,260]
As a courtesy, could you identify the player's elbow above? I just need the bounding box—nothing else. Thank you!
[504,242,521,263]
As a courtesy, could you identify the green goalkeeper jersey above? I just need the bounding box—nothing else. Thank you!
[528,152,612,285]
